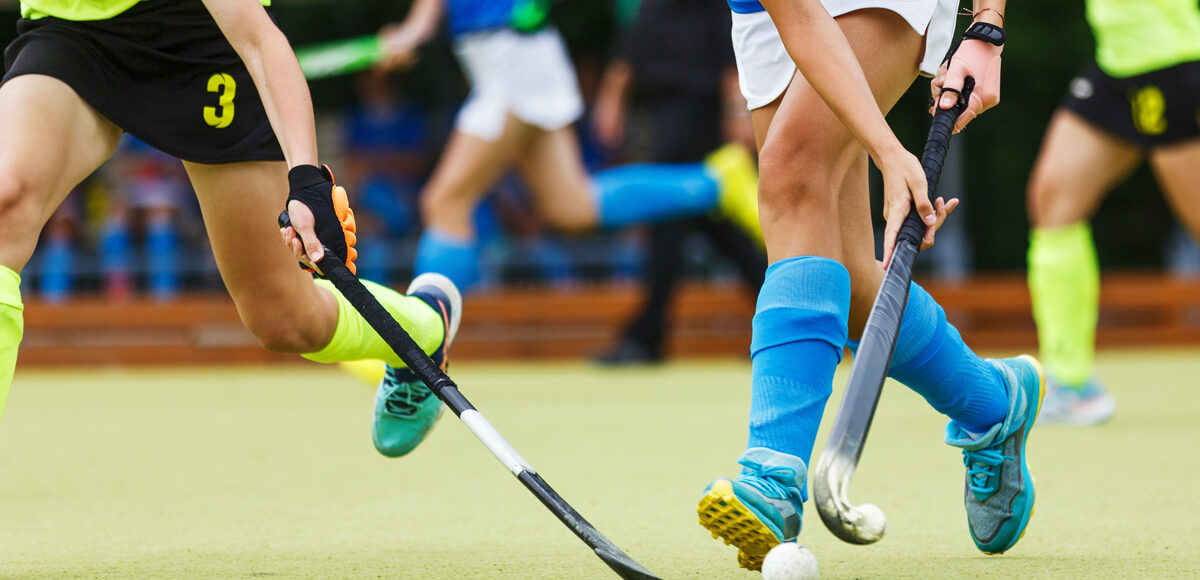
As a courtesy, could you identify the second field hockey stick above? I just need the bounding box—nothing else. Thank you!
[294,35,383,80]
[278,213,660,580]
[810,79,974,545]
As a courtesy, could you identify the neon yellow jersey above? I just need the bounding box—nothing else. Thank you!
[1087,0,1200,77]
[21,0,272,21]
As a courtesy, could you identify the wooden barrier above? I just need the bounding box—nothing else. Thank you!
[16,273,1200,366]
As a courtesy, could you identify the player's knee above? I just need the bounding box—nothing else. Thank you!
[0,174,33,218]
[1026,171,1073,228]
[757,140,832,216]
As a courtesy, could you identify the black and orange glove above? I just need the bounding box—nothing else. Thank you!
[284,164,358,275]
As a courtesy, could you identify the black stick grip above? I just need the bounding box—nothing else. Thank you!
[895,77,973,249]
[278,210,467,412]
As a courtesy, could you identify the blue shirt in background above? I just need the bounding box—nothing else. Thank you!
[446,0,514,37]
[727,0,765,14]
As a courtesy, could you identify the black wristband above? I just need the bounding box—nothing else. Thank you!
[288,164,330,190]
[962,22,1005,46]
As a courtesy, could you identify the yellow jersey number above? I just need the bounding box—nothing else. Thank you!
[204,73,237,129]
[1128,85,1167,136]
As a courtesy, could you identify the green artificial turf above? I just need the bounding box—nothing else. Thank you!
[1,349,1197,578]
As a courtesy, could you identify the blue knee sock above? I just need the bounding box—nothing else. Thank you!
[592,164,718,229]
[414,228,481,293]
[746,256,850,486]
[848,283,1007,433]
[146,218,179,300]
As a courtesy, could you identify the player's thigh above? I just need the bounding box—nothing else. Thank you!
[1027,110,1142,228]
[0,75,120,270]
[421,116,533,235]
[757,9,923,261]
[184,160,337,350]
[1150,138,1200,236]
[513,126,595,232]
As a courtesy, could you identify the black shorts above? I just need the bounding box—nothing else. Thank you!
[2,0,283,164]
[1061,60,1200,148]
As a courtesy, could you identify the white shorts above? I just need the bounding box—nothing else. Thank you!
[731,0,958,110]
[452,28,585,141]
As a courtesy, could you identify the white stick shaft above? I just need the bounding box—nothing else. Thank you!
[460,410,536,475]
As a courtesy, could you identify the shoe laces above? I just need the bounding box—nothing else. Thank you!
[962,447,1007,497]
[736,458,801,503]
[381,367,434,418]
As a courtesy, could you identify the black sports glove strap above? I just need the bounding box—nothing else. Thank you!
[286,164,350,270]
[962,22,1005,46]
[942,22,1005,67]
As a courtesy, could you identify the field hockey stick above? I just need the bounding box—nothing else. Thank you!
[295,35,383,80]
[278,213,660,580]
[810,78,974,545]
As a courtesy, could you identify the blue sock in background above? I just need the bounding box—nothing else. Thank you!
[145,217,179,301]
[848,282,1008,433]
[101,220,132,279]
[414,228,481,293]
[745,256,850,489]
[593,164,718,229]
[38,236,74,303]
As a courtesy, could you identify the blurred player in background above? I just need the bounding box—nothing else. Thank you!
[371,0,764,454]
[0,0,456,461]
[377,0,762,295]
[693,0,1047,571]
[1026,0,1200,426]
[591,0,767,365]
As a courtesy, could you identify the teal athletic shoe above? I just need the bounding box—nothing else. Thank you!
[372,273,462,458]
[697,447,805,571]
[945,354,1045,554]
[1036,375,1114,426]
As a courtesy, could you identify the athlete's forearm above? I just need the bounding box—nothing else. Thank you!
[395,0,444,47]
[759,0,906,162]
[202,0,318,168]
[596,59,633,108]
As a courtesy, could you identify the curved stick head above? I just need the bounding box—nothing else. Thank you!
[811,452,887,544]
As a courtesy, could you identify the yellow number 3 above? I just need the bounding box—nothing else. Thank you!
[1129,85,1167,136]
[204,73,236,129]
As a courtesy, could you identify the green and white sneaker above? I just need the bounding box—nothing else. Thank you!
[372,273,462,458]
[946,354,1045,554]
[697,447,805,571]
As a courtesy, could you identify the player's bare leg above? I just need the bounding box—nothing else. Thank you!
[189,160,452,456]
[1150,138,1200,237]
[700,10,926,570]
[421,116,537,239]
[0,74,122,416]
[185,161,338,353]
[514,125,598,232]
[1026,111,1141,425]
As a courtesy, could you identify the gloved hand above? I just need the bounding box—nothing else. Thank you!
[280,164,358,275]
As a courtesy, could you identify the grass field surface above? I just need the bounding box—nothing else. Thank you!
[1,349,1198,578]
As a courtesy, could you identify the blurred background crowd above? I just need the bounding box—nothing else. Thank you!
[0,0,1196,305]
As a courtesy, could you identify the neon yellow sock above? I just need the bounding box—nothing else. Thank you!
[302,278,444,368]
[1028,223,1098,386]
[0,266,23,422]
